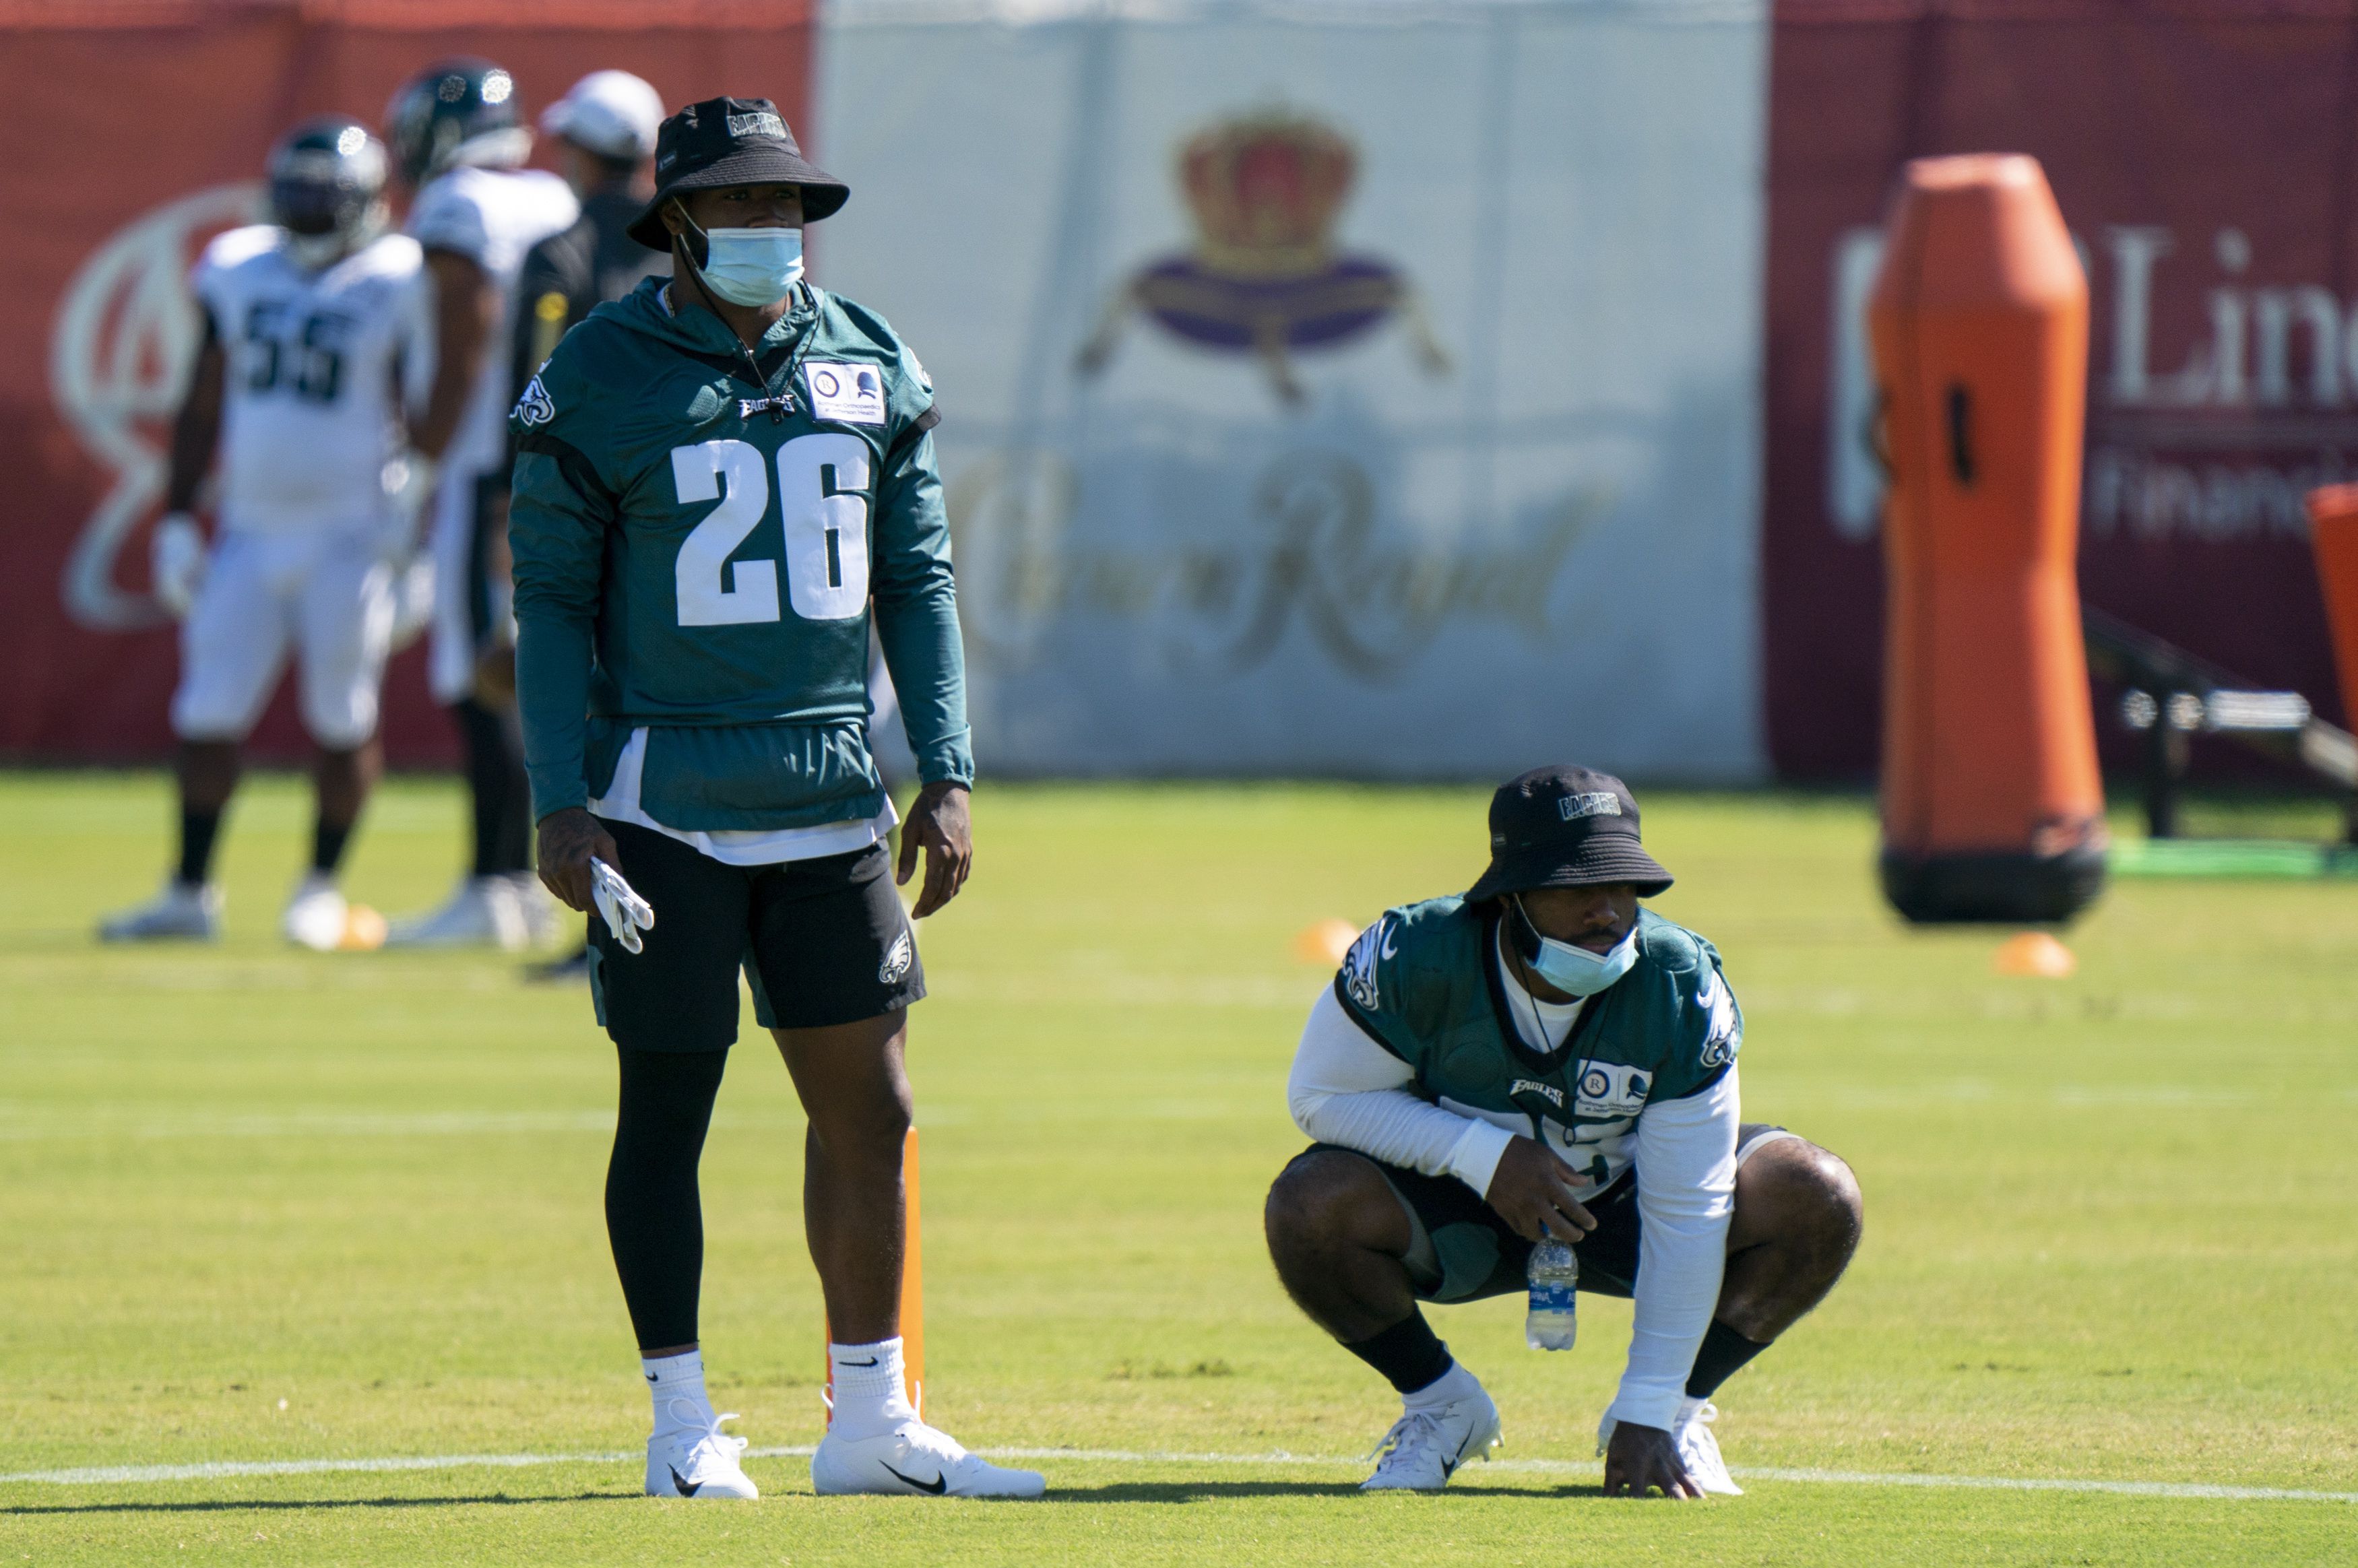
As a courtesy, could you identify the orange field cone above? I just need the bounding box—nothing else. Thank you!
[1292,918,1360,966]
[338,905,387,951]
[1992,931,2076,977]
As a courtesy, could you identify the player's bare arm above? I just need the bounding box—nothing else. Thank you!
[165,313,225,513]
[412,247,499,460]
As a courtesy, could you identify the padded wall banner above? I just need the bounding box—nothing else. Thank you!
[1767,1,2358,779]
[0,0,813,763]
[819,0,1771,781]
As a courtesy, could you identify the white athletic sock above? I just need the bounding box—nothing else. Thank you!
[827,1338,916,1440]
[643,1349,712,1433]
[1403,1357,1482,1412]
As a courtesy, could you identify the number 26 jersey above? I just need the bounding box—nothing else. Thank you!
[192,225,428,536]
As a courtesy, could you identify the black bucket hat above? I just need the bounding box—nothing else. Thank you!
[1465,764,1674,903]
[627,96,848,251]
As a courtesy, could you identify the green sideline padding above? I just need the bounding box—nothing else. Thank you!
[2109,839,2358,879]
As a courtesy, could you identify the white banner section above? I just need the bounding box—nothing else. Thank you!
[820,0,1768,780]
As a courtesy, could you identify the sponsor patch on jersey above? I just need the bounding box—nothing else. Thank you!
[514,374,555,427]
[1558,791,1622,821]
[804,362,887,425]
[1341,917,1392,1012]
[879,929,914,985]
[1574,1061,1653,1116]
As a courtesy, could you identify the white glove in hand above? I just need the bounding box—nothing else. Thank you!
[591,857,655,954]
[376,451,439,566]
[389,557,436,652]
[151,513,207,619]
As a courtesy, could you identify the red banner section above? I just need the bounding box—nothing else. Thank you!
[0,0,812,764]
[1766,1,2358,779]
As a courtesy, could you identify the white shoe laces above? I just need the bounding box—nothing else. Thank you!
[665,1400,749,1470]
[1365,1410,1446,1476]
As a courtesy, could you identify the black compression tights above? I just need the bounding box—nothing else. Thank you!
[606,1048,730,1352]
[451,696,531,878]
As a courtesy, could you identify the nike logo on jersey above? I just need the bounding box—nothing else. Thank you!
[883,1462,948,1494]
[668,1465,703,1497]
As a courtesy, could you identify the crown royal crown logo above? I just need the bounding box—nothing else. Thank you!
[1179,112,1356,279]
[1079,107,1447,403]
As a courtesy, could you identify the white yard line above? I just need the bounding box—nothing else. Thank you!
[3,1445,2351,1503]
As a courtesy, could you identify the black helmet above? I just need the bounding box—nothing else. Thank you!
[267,117,389,242]
[384,58,527,184]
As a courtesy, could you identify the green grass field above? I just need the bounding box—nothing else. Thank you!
[3,772,2353,1564]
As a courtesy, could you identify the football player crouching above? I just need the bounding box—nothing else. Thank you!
[1264,766,1863,1496]
[102,117,433,950]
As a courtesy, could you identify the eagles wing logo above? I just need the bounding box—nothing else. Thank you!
[1341,917,1388,1011]
[1075,110,1449,404]
[1696,970,1741,1068]
[514,374,556,428]
[879,930,915,985]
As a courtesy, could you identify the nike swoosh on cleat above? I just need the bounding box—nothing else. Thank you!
[882,1462,947,1495]
[668,1465,702,1497]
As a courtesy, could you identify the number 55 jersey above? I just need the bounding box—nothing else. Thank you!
[193,224,428,537]
[509,277,971,835]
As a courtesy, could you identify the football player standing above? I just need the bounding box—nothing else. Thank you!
[379,59,580,950]
[100,119,429,949]
[494,69,670,985]
[509,98,1040,1500]
[1265,766,1863,1496]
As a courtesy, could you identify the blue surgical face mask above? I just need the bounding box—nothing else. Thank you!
[682,213,804,306]
[1513,896,1640,997]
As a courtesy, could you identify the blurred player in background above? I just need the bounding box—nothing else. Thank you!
[100,118,428,950]
[379,58,579,950]
[491,68,669,984]
[1265,766,1863,1497]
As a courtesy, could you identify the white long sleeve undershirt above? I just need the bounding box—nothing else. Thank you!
[1285,981,1738,1432]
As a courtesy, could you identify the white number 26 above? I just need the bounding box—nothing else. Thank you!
[670,433,871,626]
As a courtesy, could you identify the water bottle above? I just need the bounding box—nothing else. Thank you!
[1525,1237,1579,1350]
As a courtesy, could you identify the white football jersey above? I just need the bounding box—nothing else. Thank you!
[194,226,429,536]
[405,165,579,472]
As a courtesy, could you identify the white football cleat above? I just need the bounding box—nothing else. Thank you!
[810,1418,1046,1499]
[1362,1383,1503,1491]
[98,881,222,943]
[1596,1396,1743,1497]
[644,1404,759,1499]
[384,876,529,950]
[1669,1398,1743,1495]
[282,874,348,952]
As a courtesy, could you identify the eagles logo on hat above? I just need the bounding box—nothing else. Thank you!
[627,96,849,251]
[1465,764,1674,903]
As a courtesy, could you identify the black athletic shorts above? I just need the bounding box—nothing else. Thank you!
[1287,1123,1796,1305]
[585,817,924,1052]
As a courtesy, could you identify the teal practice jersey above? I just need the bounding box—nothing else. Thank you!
[510,277,971,830]
[1335,900,1741,1200]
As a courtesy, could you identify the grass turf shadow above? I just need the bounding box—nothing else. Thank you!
[1037,1480,1606,1503]
[1,1491,633,1516]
